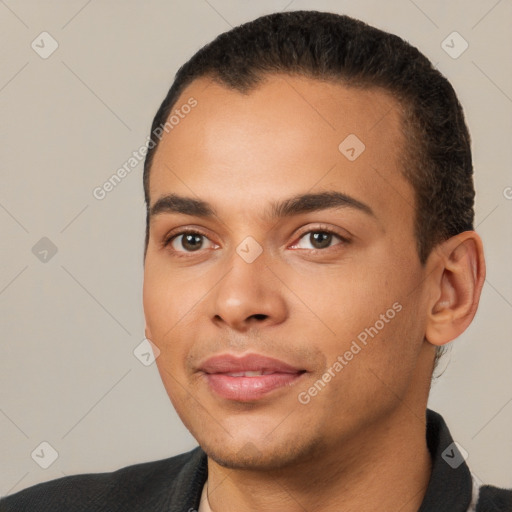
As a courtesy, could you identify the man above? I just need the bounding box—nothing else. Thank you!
[2,10,510,512]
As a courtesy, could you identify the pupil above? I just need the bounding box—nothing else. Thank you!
[311,232,331,249]
[183,234,202,251]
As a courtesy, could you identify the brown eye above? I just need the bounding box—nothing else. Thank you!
[309,232,333,249]
[170,233,210,252]
[294,230,344,250]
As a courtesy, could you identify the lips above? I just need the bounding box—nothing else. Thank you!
[199,354,306,401]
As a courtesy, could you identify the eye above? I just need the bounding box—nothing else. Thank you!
[291,230,347,250]
[167,231,217,253]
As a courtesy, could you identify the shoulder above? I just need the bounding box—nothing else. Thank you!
[0,447,206,512]
[476,484,512,512]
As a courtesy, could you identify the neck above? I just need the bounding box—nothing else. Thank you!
[205,404,432,512]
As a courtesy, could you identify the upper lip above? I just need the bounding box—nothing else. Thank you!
[199,353,304,374]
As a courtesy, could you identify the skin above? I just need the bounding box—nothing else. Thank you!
[143,75,485,511]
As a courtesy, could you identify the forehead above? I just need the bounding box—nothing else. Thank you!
[149,75,414,227]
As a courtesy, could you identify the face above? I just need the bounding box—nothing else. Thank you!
[143,75,434,470]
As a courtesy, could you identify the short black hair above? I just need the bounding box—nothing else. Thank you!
[143,10,474,268]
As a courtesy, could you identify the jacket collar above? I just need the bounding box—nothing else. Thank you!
[419,409,473,511]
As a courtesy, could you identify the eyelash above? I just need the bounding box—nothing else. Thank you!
[163,226,350,256]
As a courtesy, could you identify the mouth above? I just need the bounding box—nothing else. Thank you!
[199,353,307,402]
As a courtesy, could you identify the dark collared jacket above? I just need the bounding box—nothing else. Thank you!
[1,410,511,511]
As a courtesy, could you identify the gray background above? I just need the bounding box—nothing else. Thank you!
[1,0,511,496]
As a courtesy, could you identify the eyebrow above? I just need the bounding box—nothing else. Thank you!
[149,191,374,220]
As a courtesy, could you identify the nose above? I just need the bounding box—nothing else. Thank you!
[209,247,288,332]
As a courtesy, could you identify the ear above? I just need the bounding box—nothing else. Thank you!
[425,231,486,347]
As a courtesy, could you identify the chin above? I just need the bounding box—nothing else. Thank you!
[200,434,323,472]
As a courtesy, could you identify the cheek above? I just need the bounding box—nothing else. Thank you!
[143,271,171,338]
[347,286,427,397]
[301,256,423,367]
[154,355,190,419]
[143,262,209,380]
[143,262,198,338]
[289,261,397,335]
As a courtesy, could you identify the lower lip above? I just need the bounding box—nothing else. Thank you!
[205,373,303,401]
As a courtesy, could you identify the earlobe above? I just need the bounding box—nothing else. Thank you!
[425,231,486,347]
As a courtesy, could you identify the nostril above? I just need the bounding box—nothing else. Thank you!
[251,314,268,321]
